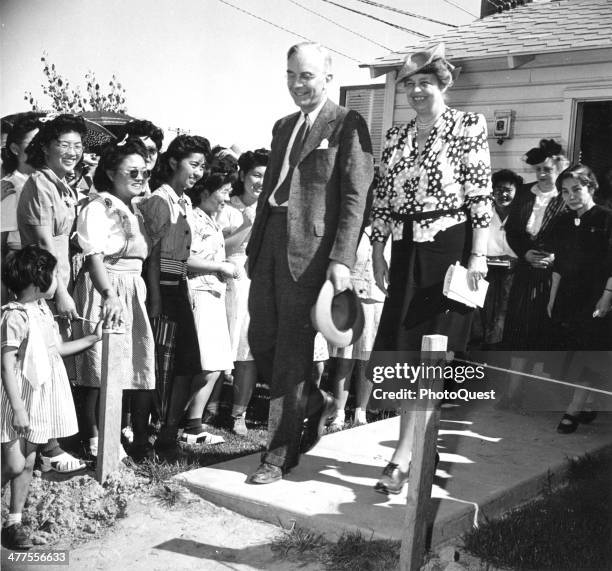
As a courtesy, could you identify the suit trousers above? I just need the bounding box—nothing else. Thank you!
[248,210,325,470]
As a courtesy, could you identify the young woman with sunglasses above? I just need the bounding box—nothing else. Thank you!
[120,119,164,196]
[72,138,156,461]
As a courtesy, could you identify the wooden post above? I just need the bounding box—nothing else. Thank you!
[95,330,124,483]
[400,334,447,571]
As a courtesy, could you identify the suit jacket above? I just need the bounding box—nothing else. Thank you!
[505,182,567,258]
[247,99,374,282]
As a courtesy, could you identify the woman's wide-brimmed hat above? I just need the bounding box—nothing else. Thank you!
[311,280,365,348]
[395,43,459,84]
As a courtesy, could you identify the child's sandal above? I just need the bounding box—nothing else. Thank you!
[40,452,86,473]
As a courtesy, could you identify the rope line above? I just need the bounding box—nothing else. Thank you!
[353,0,458,27]
[215,0,362,62]
[441,0,478,18]
[319,0,430,38]
[453,357,612,397]
[288,0,393,50]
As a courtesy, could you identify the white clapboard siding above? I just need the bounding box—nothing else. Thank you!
[388,52,612,177]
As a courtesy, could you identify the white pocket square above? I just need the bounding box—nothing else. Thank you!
[316,139,329,150]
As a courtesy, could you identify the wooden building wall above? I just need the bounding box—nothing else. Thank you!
[387,48,612,180]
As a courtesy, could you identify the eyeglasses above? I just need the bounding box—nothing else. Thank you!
[55,141,83,153]
[118,168,151,180]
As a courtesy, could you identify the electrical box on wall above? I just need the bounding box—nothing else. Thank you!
[493,110,514,144]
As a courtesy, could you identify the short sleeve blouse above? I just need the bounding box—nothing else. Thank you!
[74,192,149,260]
[1,305,28,351]
[188,207,226,294]
[217,195,255,258]
[139,184,193,262]
[17,168,77,243]
[1,171,28,249]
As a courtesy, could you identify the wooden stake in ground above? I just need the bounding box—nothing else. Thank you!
[95,329,124,483]
[400,334,447,571]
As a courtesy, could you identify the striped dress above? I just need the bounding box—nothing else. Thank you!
[1,301,79,444]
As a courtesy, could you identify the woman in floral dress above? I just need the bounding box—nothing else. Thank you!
[370,44,492,494]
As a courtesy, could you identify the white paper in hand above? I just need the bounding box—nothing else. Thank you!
[443,262,488,308]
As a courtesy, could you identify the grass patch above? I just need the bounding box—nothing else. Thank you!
[181,426,268,467]
[463,450,612,570]
[131,456,198,484]
[151,483,187,509]
[271,524,328,556]
[271,526,400,570]
[323,531,400,570]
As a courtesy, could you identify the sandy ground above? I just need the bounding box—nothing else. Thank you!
[2,489,324,571]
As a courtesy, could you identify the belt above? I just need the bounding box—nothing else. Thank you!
[160,258,187,276]
[160,258,187,286]
[269,205,288,214]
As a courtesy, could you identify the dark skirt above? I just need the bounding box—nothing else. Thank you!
[551,276,612,351]
[373,222,473,353]
[160,278,201,376]
[502,262,552,351]
[480,265,516,346]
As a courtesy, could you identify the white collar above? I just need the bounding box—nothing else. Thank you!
[9,170,28,183]
[531,184,558,199]
[160,183,191,205]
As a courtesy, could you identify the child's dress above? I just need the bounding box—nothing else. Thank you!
[1,300,78,444]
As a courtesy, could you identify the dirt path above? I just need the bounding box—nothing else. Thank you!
[4,489,323,571]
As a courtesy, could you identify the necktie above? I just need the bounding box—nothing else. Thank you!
[274,114,310,205]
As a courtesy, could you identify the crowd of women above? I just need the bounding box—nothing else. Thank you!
[1,43,611,546]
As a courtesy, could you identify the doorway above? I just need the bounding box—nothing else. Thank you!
[575,100,612,204]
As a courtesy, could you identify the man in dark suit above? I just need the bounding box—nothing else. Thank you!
[246,42,374,484]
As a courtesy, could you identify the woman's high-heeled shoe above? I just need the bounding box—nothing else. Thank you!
[557,413,579,434]
[374,462,410,495]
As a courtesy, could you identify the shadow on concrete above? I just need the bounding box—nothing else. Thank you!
[178,399,612,548]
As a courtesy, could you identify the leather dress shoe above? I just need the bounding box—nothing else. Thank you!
[300,393,335,454]
[247,462,283,484]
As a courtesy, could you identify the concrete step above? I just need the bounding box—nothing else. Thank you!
[177,404,612,548]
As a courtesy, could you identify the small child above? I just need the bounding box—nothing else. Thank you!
[1,246,102,550]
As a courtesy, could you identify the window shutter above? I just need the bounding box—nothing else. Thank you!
[343,86,385,163]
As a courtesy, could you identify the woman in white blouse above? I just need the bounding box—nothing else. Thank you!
[479,169,523,348]
[499,140,568,408]
[503,140,569,349]
[73,138,156,462]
